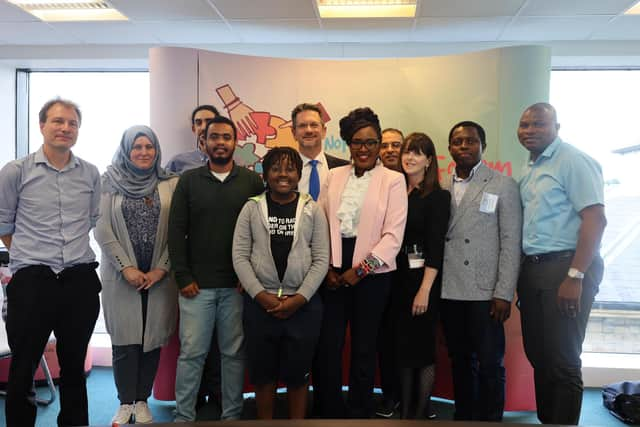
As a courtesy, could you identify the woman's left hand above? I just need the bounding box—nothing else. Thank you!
[412,287,430,316]
[139,268,166,290]
[340,268,362,287]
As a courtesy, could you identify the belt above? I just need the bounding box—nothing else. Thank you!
[524,250,574,264]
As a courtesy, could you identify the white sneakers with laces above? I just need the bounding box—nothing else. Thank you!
[112,401,153,424]
[134,401,153,424]
[112,403,135,424]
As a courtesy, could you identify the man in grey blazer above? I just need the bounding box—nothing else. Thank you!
[441,121,522,421]
[290,103,348,201]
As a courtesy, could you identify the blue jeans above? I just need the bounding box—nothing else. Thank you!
[174,288,245,421]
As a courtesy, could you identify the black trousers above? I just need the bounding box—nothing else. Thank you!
[312,238,392,418]
[5,264,101,427]
[518,253,603,426]
[377,292,399,404]
[112,345,161,403]
[440,299,506,421]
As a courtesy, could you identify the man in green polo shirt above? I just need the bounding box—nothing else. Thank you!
[168,115,263,422]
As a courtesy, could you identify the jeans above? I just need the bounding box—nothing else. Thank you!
[174,287,245,421]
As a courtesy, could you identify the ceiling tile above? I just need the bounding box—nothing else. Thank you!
[323,19,413,42]
[501,16,613,41]
[0,1,40,22]
[413,17,510,42]
[110,0,220,21]
[418,0,526,17]
[590,16,640,40]
[139,21,239,44]
[212,0,318,19]
[229,20,324,43]
[49,22,160,44]
[520,0,635,16]
[0,22,80,44]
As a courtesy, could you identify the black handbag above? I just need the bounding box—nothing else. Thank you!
[603,381,640,424]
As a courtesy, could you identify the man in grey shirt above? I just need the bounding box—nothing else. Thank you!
[0,98,101,427]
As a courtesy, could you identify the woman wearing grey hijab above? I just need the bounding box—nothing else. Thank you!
[95,125,178,425]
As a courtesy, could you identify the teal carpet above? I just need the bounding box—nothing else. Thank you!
[0,367,627,426]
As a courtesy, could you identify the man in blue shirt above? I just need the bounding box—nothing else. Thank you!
[517,103,607,426]
[165,105,219,174]
[0,98,102,427]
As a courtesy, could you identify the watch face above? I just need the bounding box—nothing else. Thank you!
[568,268,584,279]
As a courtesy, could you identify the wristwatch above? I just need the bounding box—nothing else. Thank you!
[567,268,585,280]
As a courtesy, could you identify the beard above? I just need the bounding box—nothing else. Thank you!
[207,147,234,165]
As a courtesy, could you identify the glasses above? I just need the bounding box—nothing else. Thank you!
[349,139,379,149]
[295,121,322,130]
[209,133,234,141]
[450,137,480,147]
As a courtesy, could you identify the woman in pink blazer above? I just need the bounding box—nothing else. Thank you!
[312,107,408,418]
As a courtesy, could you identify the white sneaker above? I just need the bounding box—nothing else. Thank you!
[134,401,153,424]
[112,403,135,424]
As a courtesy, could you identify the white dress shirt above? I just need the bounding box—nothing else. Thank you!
[299,152,330,196]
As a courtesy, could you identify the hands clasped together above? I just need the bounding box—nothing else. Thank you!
[255,291,306,320]
[122,266,166,291]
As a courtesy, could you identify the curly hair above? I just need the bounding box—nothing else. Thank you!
[339,107,382,143]
[262,147,303,189]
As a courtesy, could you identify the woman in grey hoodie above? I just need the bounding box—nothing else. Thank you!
[232,147,330,419]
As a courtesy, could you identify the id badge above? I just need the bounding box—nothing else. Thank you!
[407,244,425,269]
[479,192,498,214]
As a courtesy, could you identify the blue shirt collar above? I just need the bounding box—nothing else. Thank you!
[35,145,79,171]
[529,137,561,165]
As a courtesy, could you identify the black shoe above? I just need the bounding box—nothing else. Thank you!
[375,399,399,418]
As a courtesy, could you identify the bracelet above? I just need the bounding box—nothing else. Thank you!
[355,254,383,279]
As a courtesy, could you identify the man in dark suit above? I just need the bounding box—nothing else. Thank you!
[441,121,522,421]
[290,103,348,201]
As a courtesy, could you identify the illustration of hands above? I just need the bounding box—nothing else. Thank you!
[216,84,258,141]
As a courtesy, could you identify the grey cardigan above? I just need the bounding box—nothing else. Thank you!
[94,177,179,352]
[232,192,330,301]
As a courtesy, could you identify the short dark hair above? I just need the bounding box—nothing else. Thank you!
[262,147,303,190]
[39,98,82,125]
[402,132,441,197]
[448,120,486,150]
[524,102,558,123]
[339,107,382,143]
[382,128,404,140]
[291,103,323,128]
[191,105,220,125]
[204,116,237,141]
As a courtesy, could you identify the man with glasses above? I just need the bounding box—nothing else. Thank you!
[165,105,219,174]
[379,128,404,172]
[440,121,522,421]
[168,116,264,421]
[290,103,348,201]
[376,128,404,417]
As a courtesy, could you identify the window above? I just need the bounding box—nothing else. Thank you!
[551,69,640,353]
[26,70,150,335]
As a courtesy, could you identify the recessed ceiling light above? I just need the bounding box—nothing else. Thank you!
[8,0,128,22]
[625,0,640,14]
[317,0,417,18]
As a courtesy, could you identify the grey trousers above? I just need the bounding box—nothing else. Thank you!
[112,344,161,404]
[518,252,603,425]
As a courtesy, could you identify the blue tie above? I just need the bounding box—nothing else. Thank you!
[309,159,320,201]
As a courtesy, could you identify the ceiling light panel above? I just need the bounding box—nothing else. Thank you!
[317,0,417,18]
[7,0,128,22]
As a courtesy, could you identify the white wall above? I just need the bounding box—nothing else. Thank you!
[0,64,15,167]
